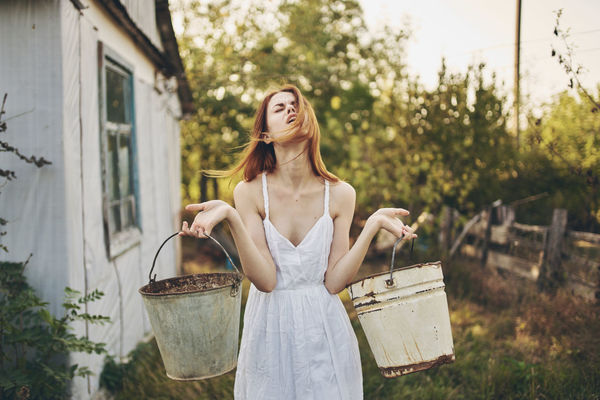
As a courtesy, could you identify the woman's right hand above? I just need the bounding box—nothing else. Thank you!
[179,200,233,238]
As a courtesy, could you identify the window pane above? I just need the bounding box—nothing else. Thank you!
[101,57,139,240]
[118,134,132,197]
[122,196,135,229]
[108,133,120,201]
[110,203,122,234]
[106,66,129,123]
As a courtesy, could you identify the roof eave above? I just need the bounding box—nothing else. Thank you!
[96,0,195,118]
[155,0,195,118]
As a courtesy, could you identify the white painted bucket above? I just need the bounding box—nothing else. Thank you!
[347,239,455,377]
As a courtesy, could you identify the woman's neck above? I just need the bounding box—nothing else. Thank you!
[271,142,317,190]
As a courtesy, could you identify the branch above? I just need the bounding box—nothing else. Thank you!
[551,10,600,112]
[0,93,7,133]
[0,168,17,181]
[0,140,52,168]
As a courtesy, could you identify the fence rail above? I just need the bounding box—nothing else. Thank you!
[568,230,600,244]
[443,205,600,302]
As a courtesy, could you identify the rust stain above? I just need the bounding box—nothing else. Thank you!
[415,287,438,294]
[356,298,380,307]
[402,342,413,363]
[413,338,423,360]
[379,353,455,378]
[382,346,392,363]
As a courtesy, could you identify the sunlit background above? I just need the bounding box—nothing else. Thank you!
[360,0,600,111]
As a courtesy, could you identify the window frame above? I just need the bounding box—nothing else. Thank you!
[98,42,142,259]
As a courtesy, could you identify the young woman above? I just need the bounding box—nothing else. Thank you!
[180,84,416,399]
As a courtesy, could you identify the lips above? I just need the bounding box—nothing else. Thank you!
[286,113,297,124]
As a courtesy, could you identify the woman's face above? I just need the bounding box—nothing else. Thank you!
[265,91,298,139]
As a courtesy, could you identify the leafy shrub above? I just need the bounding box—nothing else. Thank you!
[0,258,109,400]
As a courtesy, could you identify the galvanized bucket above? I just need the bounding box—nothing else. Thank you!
[139,232,243,380]
[347,238,455,378]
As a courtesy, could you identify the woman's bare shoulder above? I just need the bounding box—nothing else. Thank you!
[329,180,355,217]
[330,180,355,198]
[233,177,262,212]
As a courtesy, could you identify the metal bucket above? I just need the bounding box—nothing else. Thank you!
[139,232,243,380]
[347,239,455,378]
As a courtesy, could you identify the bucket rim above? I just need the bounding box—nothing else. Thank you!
[346,260,442,289]
[166,364,237,381]
[139,271,243,297]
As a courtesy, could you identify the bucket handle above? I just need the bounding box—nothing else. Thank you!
[148,232,242,284]
[385,236,415,287]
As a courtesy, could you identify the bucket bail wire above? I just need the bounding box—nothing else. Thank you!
[148,232,242,284]
[386,236,415,287]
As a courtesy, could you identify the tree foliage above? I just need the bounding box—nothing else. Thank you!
[175,0,597,231]
[519,87,600,230]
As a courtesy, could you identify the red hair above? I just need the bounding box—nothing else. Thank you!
[209,84,339,183]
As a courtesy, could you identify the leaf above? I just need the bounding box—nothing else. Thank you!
[39,308,53,324]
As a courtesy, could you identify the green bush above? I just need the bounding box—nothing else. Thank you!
[0,259,110,400]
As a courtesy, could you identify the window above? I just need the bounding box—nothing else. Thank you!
[98,44,141,258]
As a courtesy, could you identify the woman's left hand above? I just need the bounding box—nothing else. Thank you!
[367,208,417,240]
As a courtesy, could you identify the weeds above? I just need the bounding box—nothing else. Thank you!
[102,257,600,399]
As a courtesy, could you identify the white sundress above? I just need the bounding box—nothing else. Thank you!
[233,172,363,400]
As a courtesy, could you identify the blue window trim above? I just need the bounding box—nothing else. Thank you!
[98,41,142,259]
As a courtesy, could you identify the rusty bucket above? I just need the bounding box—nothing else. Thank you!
[139,232,243,380]
[347,238,455,377]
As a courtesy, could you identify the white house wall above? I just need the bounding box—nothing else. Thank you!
[84,0,156,86]
[0,1,70,315]
[61,2,182,398]
[0,1,183,399]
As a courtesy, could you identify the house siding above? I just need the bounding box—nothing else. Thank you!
[0,1,183,398]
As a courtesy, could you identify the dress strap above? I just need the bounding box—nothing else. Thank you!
[262,172,270,219]
[323,179,330,216]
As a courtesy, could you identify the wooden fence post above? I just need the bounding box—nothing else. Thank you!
[538,208,568,291]
[498,205,515,226]
[481,206,493,268]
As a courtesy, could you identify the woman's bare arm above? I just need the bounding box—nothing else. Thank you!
[324,183,415,294]
[230,181,277,292]
[180,181,277,292]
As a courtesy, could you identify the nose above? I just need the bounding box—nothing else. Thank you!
[286,103,296,113]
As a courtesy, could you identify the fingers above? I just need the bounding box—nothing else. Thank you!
[179,221,195,237]
[178,221,209,238]
[181,202,211,238]
[394,208,410,216]
[391,208,415,239]
[185,203,206,212]
[401,224,417,240]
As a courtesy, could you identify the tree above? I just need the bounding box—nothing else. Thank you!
[174,0,518,228]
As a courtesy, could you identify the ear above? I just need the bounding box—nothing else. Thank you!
[261,132,272,144]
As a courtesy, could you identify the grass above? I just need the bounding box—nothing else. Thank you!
[101,240,600,399]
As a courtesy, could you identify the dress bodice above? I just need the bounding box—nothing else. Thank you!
[261,172,334,290]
